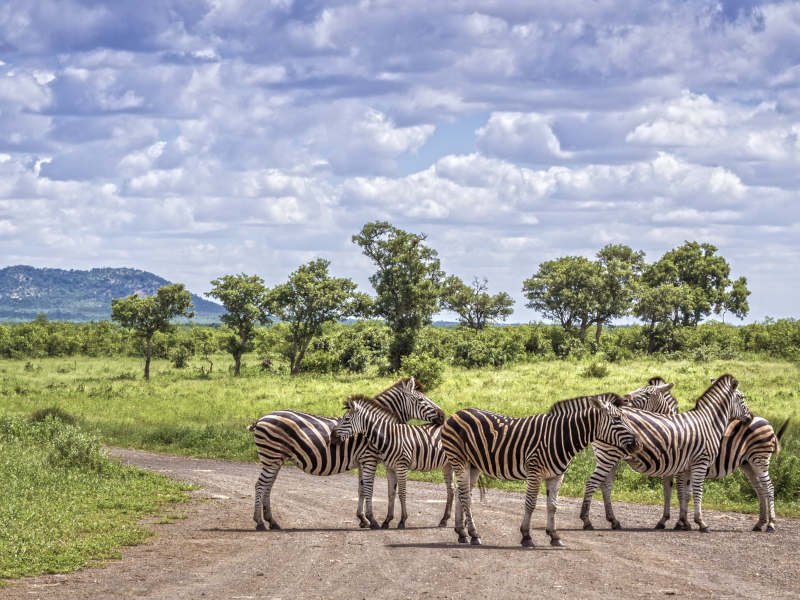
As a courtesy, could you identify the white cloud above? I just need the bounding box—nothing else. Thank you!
[476,112,571,163]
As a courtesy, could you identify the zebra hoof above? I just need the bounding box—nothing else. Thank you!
[698,526,710,533]
[397,521,406,530]
[752,524,762,532]
[470,537,482,545]
[654,522,666,530]
[359,522,369,529]
[521,536,534,548]
[766,525,776,533]
[674,521,690,531]
[438,519,448,528]
[380,521,390,529]
[255,523,267,531]
[369,522,381,530]
[550,538,564,547]
[458,535,469,544]
[269,522,281,530]
[582,522,594,530]
[611,522,622,530]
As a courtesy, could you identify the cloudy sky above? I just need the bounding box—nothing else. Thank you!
[1,0,798,322]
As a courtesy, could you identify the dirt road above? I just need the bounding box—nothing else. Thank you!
[3,448,798,599]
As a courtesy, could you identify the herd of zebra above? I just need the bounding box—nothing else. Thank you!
[248,375,788,547]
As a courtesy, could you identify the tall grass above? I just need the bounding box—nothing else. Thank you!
[2,354,799,517]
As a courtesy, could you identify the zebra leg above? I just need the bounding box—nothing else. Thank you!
[544,474,565,547]
[439,462,454,527]
[673,471,692,531]
[395,464,410,529]
[519,472,542,548]
[452,463,472,544]
[742,461,776,532]
[580,457,616,530]
[254,462,282,530]
[359,459,381,529]
[740,462,766,531]
[690,463,710,533]
[655,476,673,529]
[600,469,621,530]
[382,468,398,529]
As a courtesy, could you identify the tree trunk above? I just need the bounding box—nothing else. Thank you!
[234,352,242,376]
[647,321,655,354]
[595,321,604,343]
[144,336,152,381]
[578,320,588,342]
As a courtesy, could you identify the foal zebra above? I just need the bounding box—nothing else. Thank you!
[582,376,786,532]
[441,393,640,547]
[331,395,454,529]
[249,378,444,530]
[584,374,751,533]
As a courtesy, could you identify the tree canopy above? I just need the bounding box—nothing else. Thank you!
[110,283,193,380]
[352,221,444,370]
[269,258,370,375]
[208,273,270,376]
[441,276,514,330]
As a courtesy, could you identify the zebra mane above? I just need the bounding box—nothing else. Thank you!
[343,393,396,417]
[396,377,425,391]
[695,373,738,407]
[648,376,666,385]
[548,393,622,415]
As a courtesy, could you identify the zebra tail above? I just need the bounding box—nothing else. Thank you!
[247,421,259,431]
[476,474,489,502]
[776,417,790,442]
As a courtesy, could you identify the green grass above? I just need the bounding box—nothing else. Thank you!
[0,416,193,580]
[2,353,799,520]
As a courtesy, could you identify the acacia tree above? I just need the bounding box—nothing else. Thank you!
[441,276,514,330]
[353,221,444,370]
[633,283,695,353]
[208,273,270,376]
[522,256,602,342]
[593,244,646,341]
[110,283,194,380]
[269,258,370,375]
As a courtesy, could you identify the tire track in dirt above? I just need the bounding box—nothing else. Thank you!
[2,448,798,599]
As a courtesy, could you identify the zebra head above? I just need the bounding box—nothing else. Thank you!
[624,381,677,414]
[590,395,640,454]
[710,376,753,423]
[376,377,445,425]
[330,397,369,444]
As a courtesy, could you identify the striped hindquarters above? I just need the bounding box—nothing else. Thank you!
[442,409,545,481]
[708,416,779,478]
[252,410,372,475]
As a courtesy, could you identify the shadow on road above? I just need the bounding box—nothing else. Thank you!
[385,541,590,552]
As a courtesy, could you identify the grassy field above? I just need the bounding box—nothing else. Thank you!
[2,353,799,519]
[0,415,193,580]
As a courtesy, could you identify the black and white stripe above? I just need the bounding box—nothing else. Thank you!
[331,396,454,529]
[584,374,752,533]
[441,393,640,547]
[249,377,444,530]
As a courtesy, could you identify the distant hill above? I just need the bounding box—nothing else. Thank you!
[0,266,225,323]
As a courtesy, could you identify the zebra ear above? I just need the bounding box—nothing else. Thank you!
[648,376,665,386]
[657,382,674,393]
[589,395,612,412]
[618,394,632,407]
[710,377,716,384]
[406,377,416,391]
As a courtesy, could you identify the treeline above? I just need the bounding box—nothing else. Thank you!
[2,317,799,370]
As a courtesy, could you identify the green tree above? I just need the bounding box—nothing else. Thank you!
[110,284,194,380]
[522,256,602,342]
[644,241,748,325]
[633,283,695,353]
[208,273,270,376]
[269,259,370,375]
[441,276,514,330]
[593,244,646,341]
[353,221,444,370]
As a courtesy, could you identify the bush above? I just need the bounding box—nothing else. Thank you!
[30,406,77,426]
[582,361,610,378]
[400,352,444,390]
[171,346,191,368]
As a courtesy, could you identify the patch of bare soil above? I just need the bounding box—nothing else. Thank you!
[3,448,798,599]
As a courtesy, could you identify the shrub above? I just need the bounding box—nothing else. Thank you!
[171,346,192,368]
[400,352,444,390]
[582,361,610,378]
[30,406,77,426]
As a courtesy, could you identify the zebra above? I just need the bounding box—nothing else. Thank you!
[583,374,752,533]
[331,395,454,529]
[581,378,678,530]
[582,376,787,532]
[441,393,640,547]
[249,377,444,530]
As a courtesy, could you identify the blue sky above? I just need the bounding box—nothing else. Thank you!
[1,1,798,323]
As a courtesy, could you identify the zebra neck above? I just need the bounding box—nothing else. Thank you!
[370,396,406,423]
[692,401,731,437]
[547,413,592,469]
